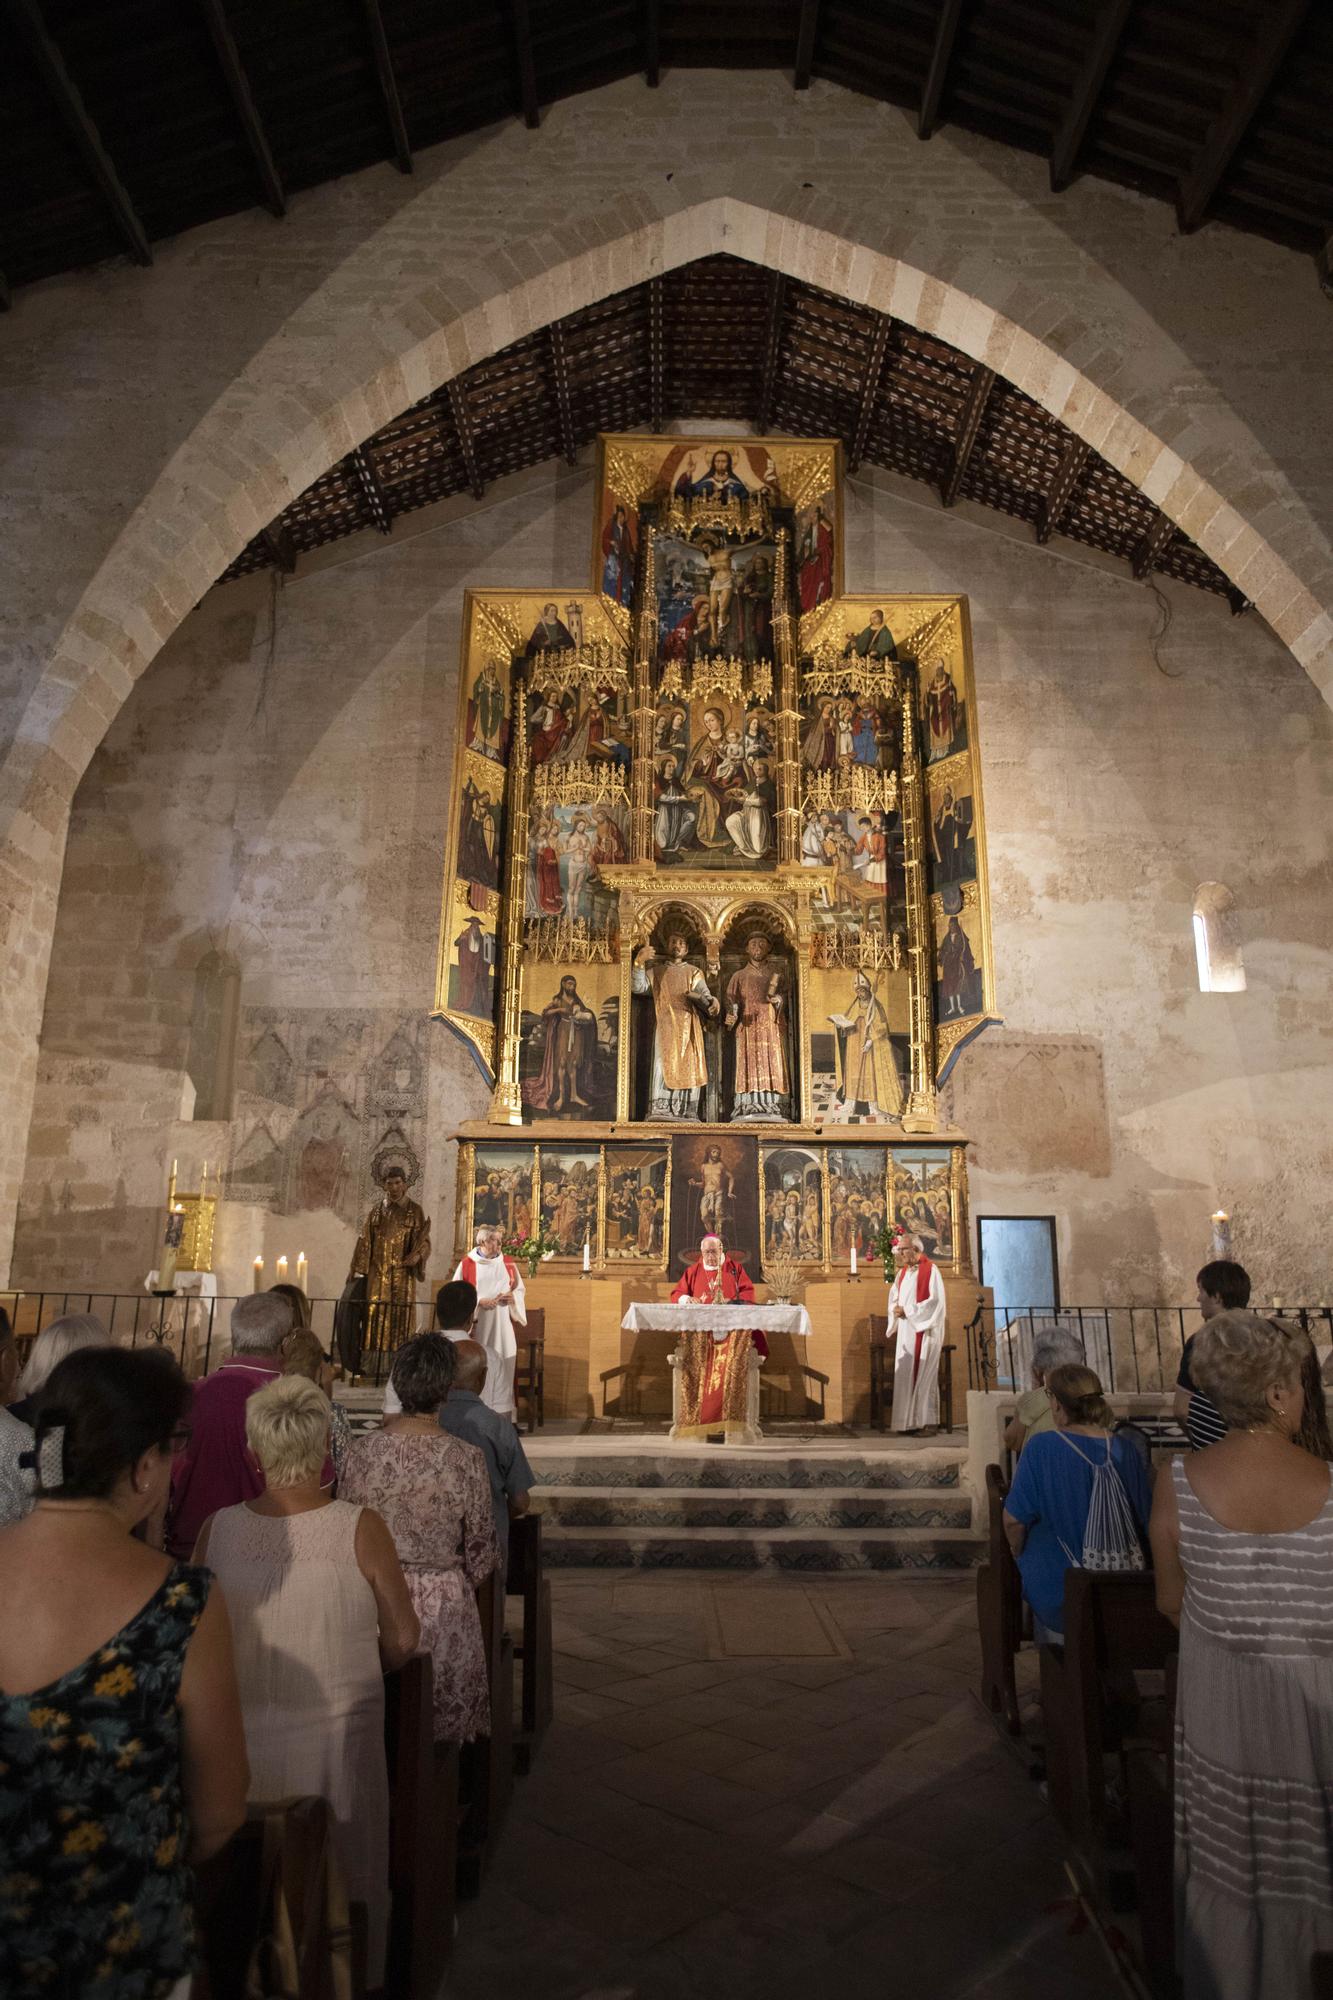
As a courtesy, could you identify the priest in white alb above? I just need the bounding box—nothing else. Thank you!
[452,1223,526,1420]
[888,1230,947,1432]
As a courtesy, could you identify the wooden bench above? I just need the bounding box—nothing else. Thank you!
[383,1652,458,1999]
[869,1314,955,1431]
[457,1566,515,1897]
[514,1306,545,1433]
[506,1510,554,1773]
[194,1794,361,2000]
[1039,1569,1177,1855]
[976,1462,1024,1735]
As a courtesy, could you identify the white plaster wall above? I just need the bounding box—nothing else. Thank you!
[14,455,1333,1309]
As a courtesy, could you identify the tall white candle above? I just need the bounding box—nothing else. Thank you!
[296,1252,308,1293]
[850,1244,858,1276]
[582,1239,591,1274]
[276,1255,288,1284]
[253,1256,264,1293]
[1210,1210,1231,1260]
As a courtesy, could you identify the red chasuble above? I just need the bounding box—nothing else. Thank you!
[671,1259,767,1432]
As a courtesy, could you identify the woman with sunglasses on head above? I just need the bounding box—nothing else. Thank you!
[0,1345,248,2000]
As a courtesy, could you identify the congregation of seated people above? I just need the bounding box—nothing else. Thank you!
[0,1276,533,1999]
[992,1259,1333,1999]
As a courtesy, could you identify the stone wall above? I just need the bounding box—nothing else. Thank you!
[13,454,1333,1308]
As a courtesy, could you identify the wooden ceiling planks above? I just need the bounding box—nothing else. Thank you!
[217,252,1235,610]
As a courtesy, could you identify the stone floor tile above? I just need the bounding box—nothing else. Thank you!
[592,1703,705,1749]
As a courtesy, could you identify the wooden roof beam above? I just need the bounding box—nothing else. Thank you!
[197,0,286,217]
[8,0,152,266]
[359,0,412,173]
[794,0,820,90]
[350,446,393,534]
[1130,510,1177,580]
[1177,0,1310,233]
[940,361,994,506]
[1035,436,1089,543]
[919,0,965,141]
[509,0,540,129]
[848,313,892,473]
[648,276,665,432]
[548,321,578,465]
[755,271,786,432]
[1049,0,1134,193]
[644,0,661,88]
[448,379,486,500]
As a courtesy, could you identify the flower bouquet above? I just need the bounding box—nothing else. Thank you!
[503,1219,561,1280]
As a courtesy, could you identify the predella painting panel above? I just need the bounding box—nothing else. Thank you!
[828,1147,890,1266]
[808,962,910,1129]
[472,1147,536,1243]
[539,1150,600,1258]
[668,1133,761,1279]
[519,962,619,1123]
[761,1145,825,1266]
[605,1146,669,1262]
[890,1148,954,1262]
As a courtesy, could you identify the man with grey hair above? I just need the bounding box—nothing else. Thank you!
[166,1290,296,1557]
[888,1230,948,1433]
[1003,1332,1085,1455]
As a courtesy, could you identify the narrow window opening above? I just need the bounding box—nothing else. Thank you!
[1192,884,1246,994]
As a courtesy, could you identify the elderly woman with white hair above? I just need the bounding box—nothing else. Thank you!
[1003,1331,1086,1456]
[1150,1311,1333,1999]
[195,1374,419,1989]
[0,1312,112,1524]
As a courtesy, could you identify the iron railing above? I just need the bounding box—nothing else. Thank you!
[964,1302,1333,1396]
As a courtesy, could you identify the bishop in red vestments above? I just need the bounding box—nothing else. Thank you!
[671,1235,766,1435]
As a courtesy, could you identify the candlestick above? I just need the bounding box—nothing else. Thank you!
[296,1252,308,1294]
[253,1256,264,1293]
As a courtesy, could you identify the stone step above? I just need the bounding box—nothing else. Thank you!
[539,1521,984,1572]
[525,1450,965,1492]
[537,1484,973,1530]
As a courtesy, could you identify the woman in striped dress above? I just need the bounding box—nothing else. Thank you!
[1150,1311,1333,2000]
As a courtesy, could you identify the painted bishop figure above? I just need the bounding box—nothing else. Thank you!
[452,1223,526,1421]
[887,1230,947,1432]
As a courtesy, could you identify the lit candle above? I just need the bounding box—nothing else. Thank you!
[850,1244,858,1277]
[1210,1209,1231,1259]
[253,1256,264,1292]
[276,1255,289,1284]
[582,1239,591,1274]
[296,1252,308,1293]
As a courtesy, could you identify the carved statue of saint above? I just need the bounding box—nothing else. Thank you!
[725,934,791,1122]
[632,934,718,1121]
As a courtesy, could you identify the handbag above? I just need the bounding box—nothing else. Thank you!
[332,1275,367,1376]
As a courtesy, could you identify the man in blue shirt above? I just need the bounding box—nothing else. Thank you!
[434,1281,534,1558]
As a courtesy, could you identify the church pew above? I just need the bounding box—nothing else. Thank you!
[513,1306,545,1433]
[507,1509,554,1772]
[194,1794,361,2000]
[1039,1569,1177,1856]
[1124,1746,1175,1997]
[383,1652,458,1999]
[457,1566,515,1897]
[976,1462,1024,1735]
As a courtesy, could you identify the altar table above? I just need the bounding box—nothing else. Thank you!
[620,1301,812,1442]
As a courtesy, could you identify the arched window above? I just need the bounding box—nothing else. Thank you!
[1192,884,1245,993]
[186,949,241,1118]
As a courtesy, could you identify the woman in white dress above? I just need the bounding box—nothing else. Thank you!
[195,1375,419,1987]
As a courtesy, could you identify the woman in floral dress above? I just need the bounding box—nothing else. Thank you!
[340,1333,498,1742]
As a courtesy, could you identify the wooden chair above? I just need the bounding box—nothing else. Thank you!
[506,1510,554,1773]
[869,1314,955,1431]
[976,1462,1024,1735]
[194,1794,361,2000]
[513,1305,545,1433]
[1039,1569,1177,1854]
[383,1653,458,2000]
[457,1567,515,1897]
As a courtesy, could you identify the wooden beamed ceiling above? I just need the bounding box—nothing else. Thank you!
[220,253,1241,609]
[2,3,1332,308]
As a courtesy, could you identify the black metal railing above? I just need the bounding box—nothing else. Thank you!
[963,1301,1333,1396]
[3,1289,420,1384]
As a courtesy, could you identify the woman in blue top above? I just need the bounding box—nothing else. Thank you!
[1003,1363,1152,1642]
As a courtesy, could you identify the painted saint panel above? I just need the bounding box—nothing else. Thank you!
[604,1146,669,1263]
[519,963,619,1124]
[653,693,778,869]
[808,961,910,1127]
[538,1150,600,1257]
[761,1145,825,1265]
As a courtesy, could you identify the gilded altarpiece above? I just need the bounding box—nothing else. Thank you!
[435,436,998,1280]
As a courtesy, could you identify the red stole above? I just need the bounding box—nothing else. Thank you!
[461,1253,519,1292]
[672,1258,755,1305]
[894,1256,935,1387]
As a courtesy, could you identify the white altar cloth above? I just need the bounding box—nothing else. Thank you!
[620,1302,812,1337]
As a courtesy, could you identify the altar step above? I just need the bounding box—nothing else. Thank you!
[537,1485,972,1531]
[537,1519,982,1572]
[523,1447,966,1493]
